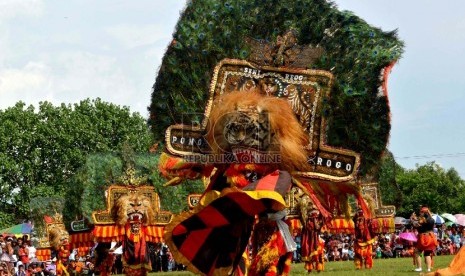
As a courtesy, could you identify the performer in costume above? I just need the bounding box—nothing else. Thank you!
[92,170,171,276]
[112,192,153,276]
[56,240,70,276]
[164,167,296,275]
[411,205,438,273]
[94,243,115,276]
[47,216,71,276]
[155,1,404,274]
[92,185,163,276]
[353,208,375,270]
[299,195,325,273]
[249,210,296,276]
[161,90,310,275]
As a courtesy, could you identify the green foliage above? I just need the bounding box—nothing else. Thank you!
[30,197,65,240]
[290,255,454,275]
[149,0,403,175]
[0,212,16,230]
[377,151,403,209]
[70,153,204,225]
[0,99,153,226]
[66,154,123,224]
[394,162,465,217]
[150,255,456,276]
[377,154,465,218]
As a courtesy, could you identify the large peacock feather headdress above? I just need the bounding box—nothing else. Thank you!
[149,0,403,176]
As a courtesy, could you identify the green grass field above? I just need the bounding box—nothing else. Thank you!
[149,255,455,275]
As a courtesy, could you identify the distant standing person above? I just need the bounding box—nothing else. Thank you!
[18,243,29,269]
[353,208,375,269]
[411,205,438,272]
[299,196,325,273]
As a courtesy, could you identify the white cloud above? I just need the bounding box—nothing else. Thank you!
[0,0,44,65]
[0,24,9,65]
[0,51,140,112]
[105,23,171,49]
[0,0,44,21]
[0,62,52,107]
[46,51,136,105]
[0,62,50,96]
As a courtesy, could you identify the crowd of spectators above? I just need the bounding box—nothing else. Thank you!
[0,235,184,276]
[0,234,60,276]
[292,223,465,263]
[1,222,463,275]
[148,243,185,273]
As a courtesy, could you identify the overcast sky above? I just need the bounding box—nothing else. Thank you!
[1,0,464,178]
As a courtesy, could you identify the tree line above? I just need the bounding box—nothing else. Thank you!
[0,100,463,228]
[0,99,203,228]
[378,152,465,218]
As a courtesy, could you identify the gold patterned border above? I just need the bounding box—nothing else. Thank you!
[92,185,173,225]
[360,182,396,218]
[202,59,334,129]
[187,194,202,209]
[165,58,361,182]
[165,124,211,157]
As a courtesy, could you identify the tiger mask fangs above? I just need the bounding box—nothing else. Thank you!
[112,192,155,233]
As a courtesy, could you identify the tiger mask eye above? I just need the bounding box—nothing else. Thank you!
[222,110,271,151]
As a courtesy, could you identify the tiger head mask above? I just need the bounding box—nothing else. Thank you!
[48,226,70,251]
[112,192,155,233]
[205,88,310,173]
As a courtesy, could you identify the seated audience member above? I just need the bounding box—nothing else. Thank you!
[382,245,394,258]
[330,246,341,261]
[30,263,43,276]
[341,245,349,261]
[44,260,56,276]
[15,264,26,276]
[375,244,382,259]
[348,246,355,260]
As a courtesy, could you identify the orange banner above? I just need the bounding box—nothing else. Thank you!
[145,225,165,242]
[326,218,355,234]
[36,248,51,261]
[92,225,125,240]
[93,225,165,243]
[370,217,395,234]
[70,232,93,244]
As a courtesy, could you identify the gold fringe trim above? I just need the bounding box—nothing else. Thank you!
[256,234,280,272]
[356,238,376,247]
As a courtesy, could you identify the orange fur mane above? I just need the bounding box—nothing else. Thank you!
[111,192,155,226]
[205,88,310,172]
